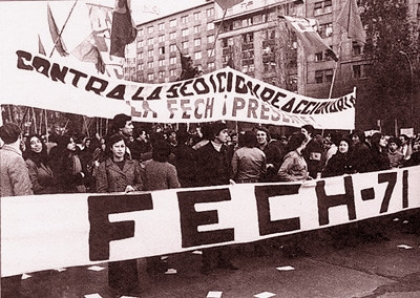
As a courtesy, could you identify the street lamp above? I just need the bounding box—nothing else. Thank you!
[399,50,414,130]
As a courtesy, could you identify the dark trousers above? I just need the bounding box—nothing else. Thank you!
[108,260,138,292]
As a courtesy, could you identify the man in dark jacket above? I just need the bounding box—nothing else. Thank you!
[195,122,238,274]
[301,124,323,179]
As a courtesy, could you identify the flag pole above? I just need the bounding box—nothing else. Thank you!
[208,9,228,61]
[328,41,342,99]
[49,0,79,58]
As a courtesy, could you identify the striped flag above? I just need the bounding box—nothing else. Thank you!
[283,16,338,61]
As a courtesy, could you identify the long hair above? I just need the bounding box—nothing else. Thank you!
[24,134,49,167]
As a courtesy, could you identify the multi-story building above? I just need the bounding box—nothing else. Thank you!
[133,0,216,83]
[133,0,420,132]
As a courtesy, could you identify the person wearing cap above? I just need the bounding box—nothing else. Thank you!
[300,124,323,179]
[195,121,238,274]
[256,126,283,182]
[0,122,33,298]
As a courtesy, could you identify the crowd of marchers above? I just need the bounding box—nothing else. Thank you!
[1,115,420,297]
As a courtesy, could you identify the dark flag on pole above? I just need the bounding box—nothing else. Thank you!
[336,0,366,44]
[177,45,199,81]
[110,0,137,58]
[38,35,46,56]
[214,0,244,10]
[47,3,68,57]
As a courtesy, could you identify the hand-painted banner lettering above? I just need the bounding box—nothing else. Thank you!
[0,50,356,129]
[2,167,419,277]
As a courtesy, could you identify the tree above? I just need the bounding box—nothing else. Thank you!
[360,0,417,133]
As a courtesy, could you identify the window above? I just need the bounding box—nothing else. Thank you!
[194,52,202,60]
[319,23,333,38]
[182,28,189,37]
[147,49,153,57]
[243,33,254,43]
[194,12,201,21]
[170,44,177,52]
[181,15,188,24]
[159,71,165,79]
[147,38,153,46]
[314,0,332,16]
[147,26,154,34]
[158,35,165,43]
[137,64,144,71]
[353,65,361,79]
[352,41,361,56]
[170,57,177,65]
[158,23,165,31]
[194,25,200,34]
[207,49,215,57]
[137,28,144,36]
[147,73,154,81]
[315,52,323,62]
[182,41,189,49]
[169,19,177,27]
[170,69,176,77]
[170,32,176,40]
[207,8,214,18]
[207,35,215,44]
[158,60,166,67]
[207,22,214,30]
[315,70,323,83]
[325,69,333,82]
[158,46,165,55]
[208,62,215,70]
[137,40,144,48]
[194,38,201,46]
[137,52,144,60]
[148,61,154,68]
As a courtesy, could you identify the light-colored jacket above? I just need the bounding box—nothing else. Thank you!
[95,158,144,193]
[277,150,309,182]
[0,145,33,197]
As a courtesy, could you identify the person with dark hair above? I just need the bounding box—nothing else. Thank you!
[324,131,341,166]
[350,129,372,173]
[399,134,412,161]
[95,133,144,295]
[301,124,323,179]
[322,137,355,178]
[143,139,181,274]
[130,128,151,160]
[256,126,282,182]
[231,130,266,183]
[24,134,61,194]
[49,134,89,193]
[388,137,404,168]
[172,129,197,187]
[278,132,310,182]
[367,132,390,172]
[0,122,32,298]
[192,123,211,150]
[109,113,134,159]
[195,122,238,274]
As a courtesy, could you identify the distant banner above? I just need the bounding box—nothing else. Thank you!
[0,50,356,129]
[2,166,419,277]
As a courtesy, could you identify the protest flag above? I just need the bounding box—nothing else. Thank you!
[110,0,137,58]
[336,0,366,44]
[214,0,244,10]
[47,3,68,57]
[38,35,46,56]
[176,44,199,80]
[86,3,113,52]
[282,16,338,61]
[72,34,106,74]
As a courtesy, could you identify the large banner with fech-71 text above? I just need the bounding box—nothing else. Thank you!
[1,166,419,277]
[0,50,355,129]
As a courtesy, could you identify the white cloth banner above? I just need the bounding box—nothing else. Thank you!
[0,49,356,129]
[2,166,419,277]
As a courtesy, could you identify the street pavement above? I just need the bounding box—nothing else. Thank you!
[4,211,420,298]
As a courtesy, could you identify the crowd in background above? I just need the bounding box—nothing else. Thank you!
[2,115,420,295]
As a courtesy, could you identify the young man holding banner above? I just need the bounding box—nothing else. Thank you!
[195,122,238,274]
